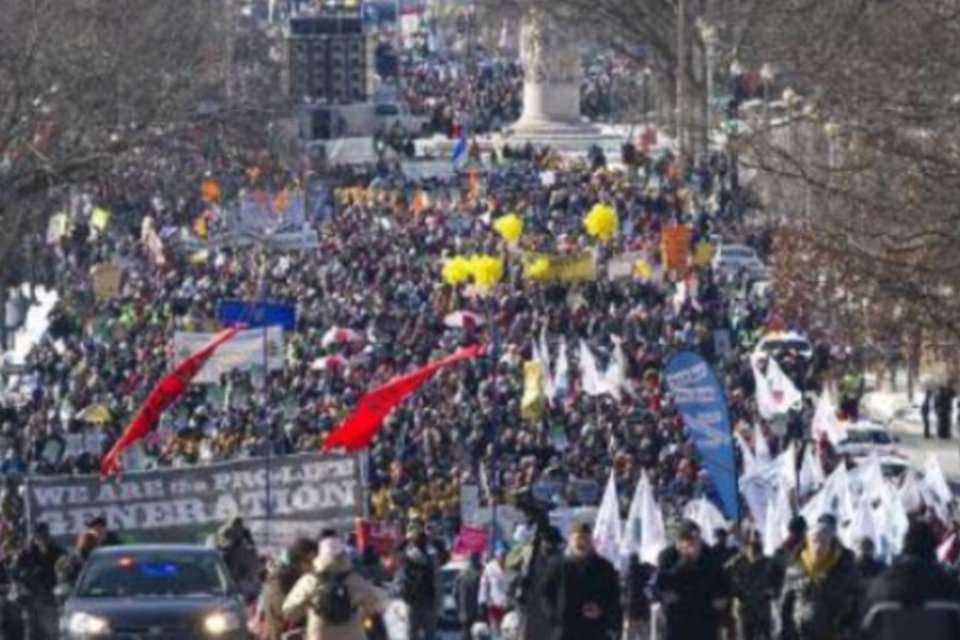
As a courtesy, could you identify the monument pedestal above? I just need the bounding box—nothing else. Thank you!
[505,8,619,153]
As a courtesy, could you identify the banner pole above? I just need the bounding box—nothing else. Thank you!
[260,241,273,546]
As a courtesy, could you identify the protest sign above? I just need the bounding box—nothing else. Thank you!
[523,251,596,283]
[26,453,362,553]
[172,326,285,384]
[90,264,123,300]
[355,518,403,555]
[607,251,645,280]
[453,525,488,556]
[237,189,305,232]
[661,226,692,271]
[217,301,297,331]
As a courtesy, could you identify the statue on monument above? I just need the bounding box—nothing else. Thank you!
[519,7,582,85]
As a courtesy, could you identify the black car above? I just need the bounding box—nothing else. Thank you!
[60,544,249,640]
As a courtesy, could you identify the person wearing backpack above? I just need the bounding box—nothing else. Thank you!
[283,536,384,640]
[397,524,440,640]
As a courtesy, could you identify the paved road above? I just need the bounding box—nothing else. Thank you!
[887,417,960,490]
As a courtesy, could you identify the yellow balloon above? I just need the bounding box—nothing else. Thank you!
[526,257,551,280]
[467,254,504,290]
[493,213,523,244]
[441,256,472,286]
[583,203,618,243]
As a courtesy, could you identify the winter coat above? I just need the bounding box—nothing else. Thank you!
[479,559,510,609]
[541,551,622,640]
[861,555,960,640]
[456,566,482,625]
[655,546,729,640]
[520,546,563,640]
[282,553,384,640]
[725,552,774,632]
[622,556,654,622]
[396,543,439,609]
[778,545,860,640]
[263,563,305,640]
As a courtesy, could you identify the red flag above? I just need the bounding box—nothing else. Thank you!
[100,326,243,477]
[323,345,484,452]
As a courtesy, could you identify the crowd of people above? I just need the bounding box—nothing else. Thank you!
[1,12,960,639]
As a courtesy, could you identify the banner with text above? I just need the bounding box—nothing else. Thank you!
[26,453,361,552]
[172,326,285,384]
[664,352,738,520]
[523,251,597,283]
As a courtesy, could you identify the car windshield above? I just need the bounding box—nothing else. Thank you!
[843,430,893,445]
[75,553,232,598]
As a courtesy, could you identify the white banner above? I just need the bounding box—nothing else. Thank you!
[172,326,285,384]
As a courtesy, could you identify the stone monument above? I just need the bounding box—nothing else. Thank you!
[508,7,618,150]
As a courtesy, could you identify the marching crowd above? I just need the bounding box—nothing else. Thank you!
[1,58,959,640]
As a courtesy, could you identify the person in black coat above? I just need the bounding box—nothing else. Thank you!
[541,522,622,640]
[862,521,960,640]
[654,520,730,640]
[456,553,483,640]
[520,526,565,640]
[854,538,886,586]
[622,554,655,640]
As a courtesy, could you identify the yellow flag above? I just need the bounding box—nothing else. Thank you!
[91,207,111,231]
[521,360,546,421]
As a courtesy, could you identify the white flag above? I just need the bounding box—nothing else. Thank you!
[798,446,825,498]
[735,432,757,477]
[844,494,879,550]
[763,482,793,556]
[552,341,570,403]
[578,341,607,396]
[602,337,628,401]
[923,453,953,514]
[534,328,554,399]
[898,470,925,514]
[754,423,772,466]
[740,472,773,533]
[753,355,802,419]
[593,471,623,569]
[605,338,626,396]
[621,475,645,559]
[683,498,728,546]
[812,391,847,445]
[779,442,798,491]
[638,471,667,565]
[876,481,909,561]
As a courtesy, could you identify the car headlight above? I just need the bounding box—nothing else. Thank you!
[66,611,110,636]
[203,610,243,636]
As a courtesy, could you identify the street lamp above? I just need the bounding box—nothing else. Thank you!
[698,21,718,157]
[642,67,653,125]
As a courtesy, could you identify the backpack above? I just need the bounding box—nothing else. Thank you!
[312,571,353,625]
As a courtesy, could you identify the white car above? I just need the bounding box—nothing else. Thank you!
[834,421,900,458]
[754,331,814,361]
[712,243,766,276]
